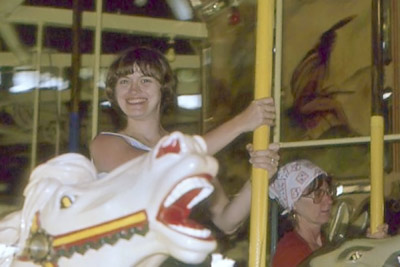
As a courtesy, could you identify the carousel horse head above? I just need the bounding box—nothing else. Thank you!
[300,234,400,267]
[0,131,218,267]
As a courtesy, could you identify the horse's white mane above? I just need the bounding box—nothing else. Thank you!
[0,153,97,267]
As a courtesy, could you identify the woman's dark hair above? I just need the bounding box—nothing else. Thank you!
[105,46,177,120]
[302,174,333,196]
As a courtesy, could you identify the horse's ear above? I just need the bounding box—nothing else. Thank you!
[156,135,181,158]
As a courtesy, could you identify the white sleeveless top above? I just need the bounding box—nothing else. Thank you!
[96,132,151,178]
[99,132,151,151]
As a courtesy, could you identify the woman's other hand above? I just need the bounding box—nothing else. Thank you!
[366,223,389,239]
[246,143,280,178]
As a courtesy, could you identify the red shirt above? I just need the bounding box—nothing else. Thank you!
[272,231,313,267]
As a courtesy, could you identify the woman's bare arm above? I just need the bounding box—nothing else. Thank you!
[209,143,280,233]
[203,97,276,155]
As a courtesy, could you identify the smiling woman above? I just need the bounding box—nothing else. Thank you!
[104,47,176,130]
[89,45,280,265]
[89,45,280,176]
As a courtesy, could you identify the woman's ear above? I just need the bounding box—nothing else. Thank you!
[288,210,297,223]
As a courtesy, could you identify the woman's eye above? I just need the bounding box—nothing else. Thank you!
[118,79,130,85]
[141,78,153,84]
[315,189,322,197]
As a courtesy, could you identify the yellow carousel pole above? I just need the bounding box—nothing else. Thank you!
[370,0,385,234]
[91,0,103,140]
[249,0,275,266]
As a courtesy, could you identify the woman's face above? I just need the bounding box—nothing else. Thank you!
[115,65,162,120]
[293,180,333,227]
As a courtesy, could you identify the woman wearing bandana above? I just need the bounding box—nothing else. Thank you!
[269,160,387,267]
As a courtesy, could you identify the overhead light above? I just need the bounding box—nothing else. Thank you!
[335,185,343,197]
[9,70,69,93]
[79,68,93,79]
[133,0,148,7]
[9,71,36,93]
[166,0,194,21]
[177,94,202,109]
[97,80,106,89]
[382,87,392,100]
[79,67,107,89]
[195,0,229,21]
[165,37,176,62]
[100,101,112,107]
[189,0,202,8]
[40,74,69,90]
[177,69,199,83]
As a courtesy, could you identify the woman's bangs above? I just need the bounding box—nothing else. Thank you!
[303,174,328,196]
[115,60,135,78]
[137,61,162,82]
[115,59,162,83]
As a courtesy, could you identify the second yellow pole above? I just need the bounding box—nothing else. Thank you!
[369,0,385,234]
[248,0,275,266]
[370,115,384,233]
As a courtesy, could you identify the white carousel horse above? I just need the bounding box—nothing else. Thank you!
[0,132,218,267]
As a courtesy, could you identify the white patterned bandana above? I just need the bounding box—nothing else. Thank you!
[269,159,327,214]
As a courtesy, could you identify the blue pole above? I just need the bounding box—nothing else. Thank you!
[69,0,82,152]
[69,112,80,152]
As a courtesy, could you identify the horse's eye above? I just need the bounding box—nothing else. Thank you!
[156,139,181,158]
[60,195,75,209]
[348,251,363,262]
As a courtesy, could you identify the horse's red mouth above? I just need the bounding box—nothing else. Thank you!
[157,174,214,240]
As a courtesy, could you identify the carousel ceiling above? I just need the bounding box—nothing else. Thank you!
[0,0,227,147]
[0,0,254,197]
[0,0,243,196]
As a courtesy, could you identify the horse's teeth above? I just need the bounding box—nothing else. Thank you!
[164,178,212,207]
[169,224,211,238]
[187,186,213,209]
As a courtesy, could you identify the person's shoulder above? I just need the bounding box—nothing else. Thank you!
[90,132,129,153]
[272,231,312,267]
[277,231,311,251]
[92,132,116,144]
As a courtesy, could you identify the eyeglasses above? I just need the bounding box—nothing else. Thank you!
[301,187,335,204]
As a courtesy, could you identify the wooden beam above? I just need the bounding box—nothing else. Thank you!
[0,52,201,69]
[6,6,208,39]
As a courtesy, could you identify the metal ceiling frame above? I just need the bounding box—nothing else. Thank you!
[0,52,201,69]
[0,4,207,150]
[0,5,207,69]
[5,5,208,39]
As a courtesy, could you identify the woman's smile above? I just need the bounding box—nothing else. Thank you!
[126,97,147,105]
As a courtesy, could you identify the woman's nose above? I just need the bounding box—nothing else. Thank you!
[129,80,141,92]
